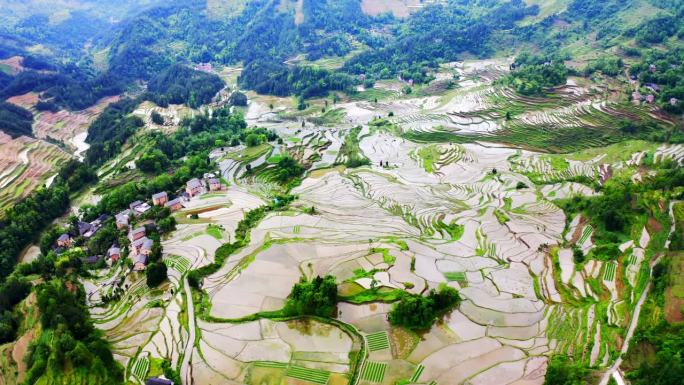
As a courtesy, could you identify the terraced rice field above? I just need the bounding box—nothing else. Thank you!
[286,365,331,384]
[362,361,388,383]
[604,262,617,282]
[366,331,390,351]
[131,356,150,380]
[81,59,670,385]
[0,133,71,211]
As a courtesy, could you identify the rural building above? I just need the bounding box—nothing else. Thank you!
[56,233,72,248]
[645,83,660,93]
[186,178,203,197]
[115,210,130,229]
[208,178,221,191]
[129,226,146,242]
[92,214,108,226]
[632,91,642,104]
[132,237,154,256]
[133,255,148,271]
[107,246,120,262]
[129,201,144,210]
[152,192,168,206]
[671,98,679,106]
[133,202,151,215]
[646,94,655,104]
[78,221,93,236]
[146,377,173,385]
[164,198,183,211]
[194,63,213,73]
[649,64,657,72]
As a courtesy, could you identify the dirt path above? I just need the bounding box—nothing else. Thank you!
[180,277,195,385]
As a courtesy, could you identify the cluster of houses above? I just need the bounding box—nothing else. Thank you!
[630,65,680,108]
[54,174,225,270]
[56,214,111,248]
[194,62,213,73]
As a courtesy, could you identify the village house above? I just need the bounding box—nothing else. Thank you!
[131,237,154,256]
[56,233,72,248]
[649,64,657,73]
[129,226,146,242]
[194,63,213,73]
[107,246,120,262]
[164,198,183,211]
[152,192,168,206]
[208,178,221,191]
[645,83,660,93]
[186,178,204,197]
[129,200,151,215]
[646,94,655,104]
[133,254,148,271]
[632,91,642,104]
[671,98,680,106]
[115,210,131,229]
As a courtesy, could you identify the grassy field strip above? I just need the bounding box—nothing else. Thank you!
[578,225,593,245]
[362,361,388,383]
[285,365,331,384]
[604,262,617,281]
[366,331,390,351]
[254,361,288,368]
[131,355,150,380]
[628,254,637,265]
[410,364,425,382]
[444,271,467,281]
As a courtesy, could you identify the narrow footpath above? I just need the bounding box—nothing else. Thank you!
[180,277,196,385]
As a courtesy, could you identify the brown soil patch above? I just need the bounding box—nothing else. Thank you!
[569,216,588,244]
[11,329,35,383]
[327,373,349,385]
[664,253,684,323]
[6,93,39,109]
[664,287,684,323]
[0,56,24,74]
[389,326,419,359]
[647,217,662,234]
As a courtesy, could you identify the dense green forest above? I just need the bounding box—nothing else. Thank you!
[147,64,224,108]
[0,101,32,137]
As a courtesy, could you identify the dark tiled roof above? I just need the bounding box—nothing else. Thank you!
[146,377,173,385]
[152,192,168,200]
[78,221,92,235]
[165,198,182,207]
[186,178,202,189]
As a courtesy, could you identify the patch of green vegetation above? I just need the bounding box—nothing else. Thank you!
[206,224,223,240]
[337,126,370,168]
[340,287,406,304]
[308,108,346,126]
[0,63,12,75]
[494,209,510,224]
[388,285,461,330]
[416,145,440,173]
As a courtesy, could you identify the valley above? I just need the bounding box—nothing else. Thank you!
[0,1,683,385]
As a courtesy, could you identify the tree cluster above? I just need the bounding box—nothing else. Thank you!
[388,286,461,330]
[284,275,338,317]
